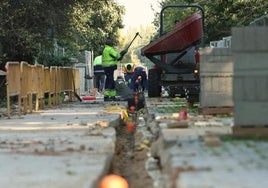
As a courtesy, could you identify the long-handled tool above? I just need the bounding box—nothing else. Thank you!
[117,32,142,78]
[124,32,142,53]
[71,68,82,102]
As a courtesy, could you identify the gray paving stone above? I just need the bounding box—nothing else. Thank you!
[0,102,122,188]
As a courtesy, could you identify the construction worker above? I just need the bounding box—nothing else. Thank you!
[93,55,105,93]
[123,63,148,92]
[102,40,126,101]
[129,65,148,92]
[123,63,134,87]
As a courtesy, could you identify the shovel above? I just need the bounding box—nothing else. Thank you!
[71,69,82,102]
[124,32,142,53]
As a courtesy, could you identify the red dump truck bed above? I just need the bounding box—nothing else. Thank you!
[141,13,203,56]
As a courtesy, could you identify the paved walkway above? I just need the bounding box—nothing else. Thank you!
[1,98,268,188]
[0,101,124,188]
[146,98,268,188]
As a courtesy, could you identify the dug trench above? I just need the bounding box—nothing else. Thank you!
[108,108,160,188]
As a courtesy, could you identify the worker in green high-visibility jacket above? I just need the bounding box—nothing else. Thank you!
[102,40,127,101]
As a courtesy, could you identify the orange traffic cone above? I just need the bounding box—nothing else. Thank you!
[98,174,129,188]
[126,122,135,133]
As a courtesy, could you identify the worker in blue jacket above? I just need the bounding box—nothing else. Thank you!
[130,65,148,92]
[123,63,134,88]
[123,63,148,92]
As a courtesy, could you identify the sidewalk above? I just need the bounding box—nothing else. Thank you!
[2,97,268,188]
[146,98,268,188]
[0,101,124,188]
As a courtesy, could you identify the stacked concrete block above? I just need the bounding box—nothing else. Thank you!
[200,47,234,108]
[232,27,268,126]
[250,14,268,26]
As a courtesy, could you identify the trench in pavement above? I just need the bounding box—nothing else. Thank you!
[107,107,158,188]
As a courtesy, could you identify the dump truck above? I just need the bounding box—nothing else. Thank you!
[141,5,204,104]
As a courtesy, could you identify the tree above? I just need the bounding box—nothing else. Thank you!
[152,0,268,44]
[66,1,124,56]
[117,25,156,68]
[202,0,267,42]
[0,0,124,67]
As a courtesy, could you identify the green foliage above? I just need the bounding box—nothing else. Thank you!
[38,54,73,67]
[70,1,124,55]
[117,25,156,67]
[152,0,197,35]
[0,0,124,66]
[202,0,267,42]
[153,0,268,44]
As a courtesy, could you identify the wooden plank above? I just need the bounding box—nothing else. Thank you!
[50,67,57,105]
[199,107,233,115]
[44,67,50,93]
[21,62,30,114]
[6,62,21,96]
[232,125,268,137]
[6,62,21,118]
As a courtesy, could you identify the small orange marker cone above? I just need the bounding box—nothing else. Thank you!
[179,109,187,120]
[126,122,135,133]
[98,174,129,188]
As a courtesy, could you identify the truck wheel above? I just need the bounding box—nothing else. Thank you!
[168,91,175,98]
[148,69,161,97]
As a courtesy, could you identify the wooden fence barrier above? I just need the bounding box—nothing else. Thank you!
[20,62,30,114]
[5,62,80,118]
[6,62,21,118]
[44,67,51,107]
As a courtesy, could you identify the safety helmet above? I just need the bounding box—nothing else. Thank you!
[124,63,134,73]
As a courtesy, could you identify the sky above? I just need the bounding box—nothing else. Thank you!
[116,0,160,31]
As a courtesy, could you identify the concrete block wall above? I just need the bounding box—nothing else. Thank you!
[200,47,234,107]
[232,27,268,126]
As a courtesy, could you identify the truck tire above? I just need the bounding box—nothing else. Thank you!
[148,69,161,97]
[168,91,176,98]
